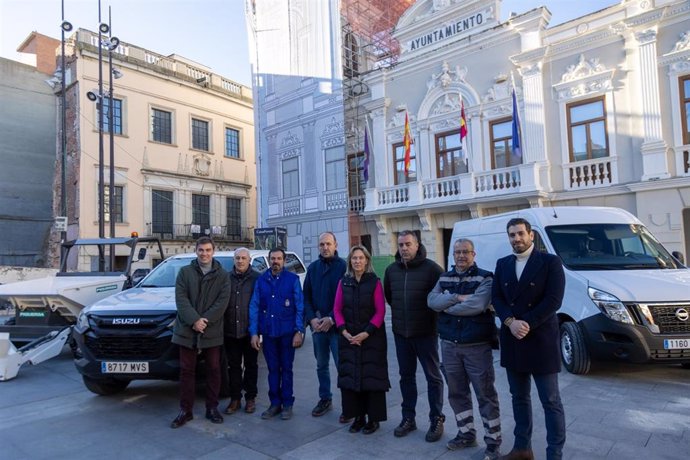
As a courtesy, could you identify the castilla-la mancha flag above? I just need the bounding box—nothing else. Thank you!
[403,111,412,177]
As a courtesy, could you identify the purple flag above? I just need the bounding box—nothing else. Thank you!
[363,126,370,182]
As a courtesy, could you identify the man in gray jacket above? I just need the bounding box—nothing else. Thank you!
[428,238,501,460]
[171,237,231,429]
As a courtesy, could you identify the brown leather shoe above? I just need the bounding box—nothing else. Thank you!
[499,448,535,460]
[224,399,241,414]
[170,410,193,429]
[205,408,224,424]
[245,399,256,414]
[339,413,354,424]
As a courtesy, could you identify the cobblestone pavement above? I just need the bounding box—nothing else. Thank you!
[1,319,689,459]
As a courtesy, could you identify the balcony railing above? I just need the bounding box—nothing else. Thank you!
[564,157,617,190]
[423,176,461,201]
[364,164,541,213]
[325,191,348,211]
[145,223,252,242]
[349,195,366,213]
[283,198,301,216]
[475,168,521,195]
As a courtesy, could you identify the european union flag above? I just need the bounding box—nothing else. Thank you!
[511,87,522,158]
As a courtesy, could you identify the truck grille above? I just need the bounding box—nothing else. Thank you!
[649,304,690,334]
[85,335,170,360]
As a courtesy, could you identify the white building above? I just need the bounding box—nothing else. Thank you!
[247,0,690,267]
[352,0,690,266]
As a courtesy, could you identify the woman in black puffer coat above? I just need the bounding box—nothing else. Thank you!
[334,245,389,435]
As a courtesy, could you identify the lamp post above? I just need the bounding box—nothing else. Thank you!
[89,0,120,271]
[59,0,72,263]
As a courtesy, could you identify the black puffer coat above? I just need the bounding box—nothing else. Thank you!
[224,267,260,339]
[337,273,390,392]
[384,244,444,338]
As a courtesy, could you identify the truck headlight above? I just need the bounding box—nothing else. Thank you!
[588,287,633,324]
[76,312,91,331]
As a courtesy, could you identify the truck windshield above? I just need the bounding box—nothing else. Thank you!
[545,224,680,270]
[138,257,234,287]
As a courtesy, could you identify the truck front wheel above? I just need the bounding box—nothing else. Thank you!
[83,376,129,395]
[560,322,591,375]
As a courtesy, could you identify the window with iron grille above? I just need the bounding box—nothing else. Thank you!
[152,190,173,235]
[192,118,209,151]
[101,97,122,134]
[225,127,240,158]
[435,130,466,177]
[490,117,521,169]
[103,185,123,223]
[192,194,210,236]
[152,108,172,144]
[567,96,609,162]
[226,198,242,239]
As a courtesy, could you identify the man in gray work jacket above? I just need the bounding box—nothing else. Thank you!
[428,238,502,460]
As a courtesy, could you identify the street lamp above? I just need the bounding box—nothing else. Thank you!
[59,0,72,263]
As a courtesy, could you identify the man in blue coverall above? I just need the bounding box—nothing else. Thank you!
[250,248,305,420]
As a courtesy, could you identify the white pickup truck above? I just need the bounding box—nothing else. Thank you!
[0,235,163,381]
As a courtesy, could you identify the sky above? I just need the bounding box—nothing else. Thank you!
[0,0,615,87]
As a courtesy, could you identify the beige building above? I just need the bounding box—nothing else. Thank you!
[57,29,255,269]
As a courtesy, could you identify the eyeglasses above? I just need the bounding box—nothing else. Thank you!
[453,250,474,255]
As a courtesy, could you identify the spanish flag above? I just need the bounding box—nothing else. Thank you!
[460,100,467,142]
[403,111,412,177]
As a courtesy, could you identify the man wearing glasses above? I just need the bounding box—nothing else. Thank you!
[428,238,502,460]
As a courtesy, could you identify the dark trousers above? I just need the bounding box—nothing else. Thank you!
[341,388,387,422]
[506,369,566,460]
[262,334,296,407]
[224,336,258,401]
[393,333,445,421]
[178,345,221,412]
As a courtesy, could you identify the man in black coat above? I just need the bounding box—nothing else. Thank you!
[384,230,445,443]
[492,218,566,460]
[223,247,260,415]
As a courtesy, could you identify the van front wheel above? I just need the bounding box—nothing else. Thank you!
[560,322,591,375]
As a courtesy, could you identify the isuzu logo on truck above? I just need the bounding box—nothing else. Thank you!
[112,318,140,325]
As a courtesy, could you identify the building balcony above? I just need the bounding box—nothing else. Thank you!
[363,163,541,213]
[563,156,618,190]
[144,223,252,243]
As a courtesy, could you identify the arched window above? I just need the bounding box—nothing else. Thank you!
[344,32,359,78]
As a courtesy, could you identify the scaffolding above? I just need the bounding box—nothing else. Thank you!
[340,0,414,248]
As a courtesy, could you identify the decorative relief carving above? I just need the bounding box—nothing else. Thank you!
[561,54,606,82]
[670,60,690,73]
[483,76,513,103]
[634,28,657,45]
[520,62,542,77]
[484,104,512,117]
[576,23,589,34]
[431,93,461,115]
[280,148,301,160]
[672,31,690,52]
[426,61,468,92]
[430,119,456,131]
[554,54,614,102]
[193,153,211,177]
[281,131,301,148]
[388,109,416,128]
[321,116,344,137]
[323,136,344,148]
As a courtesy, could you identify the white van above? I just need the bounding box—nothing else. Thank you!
[449,206,690,374]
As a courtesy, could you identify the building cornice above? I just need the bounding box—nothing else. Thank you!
[141,167,251,190]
